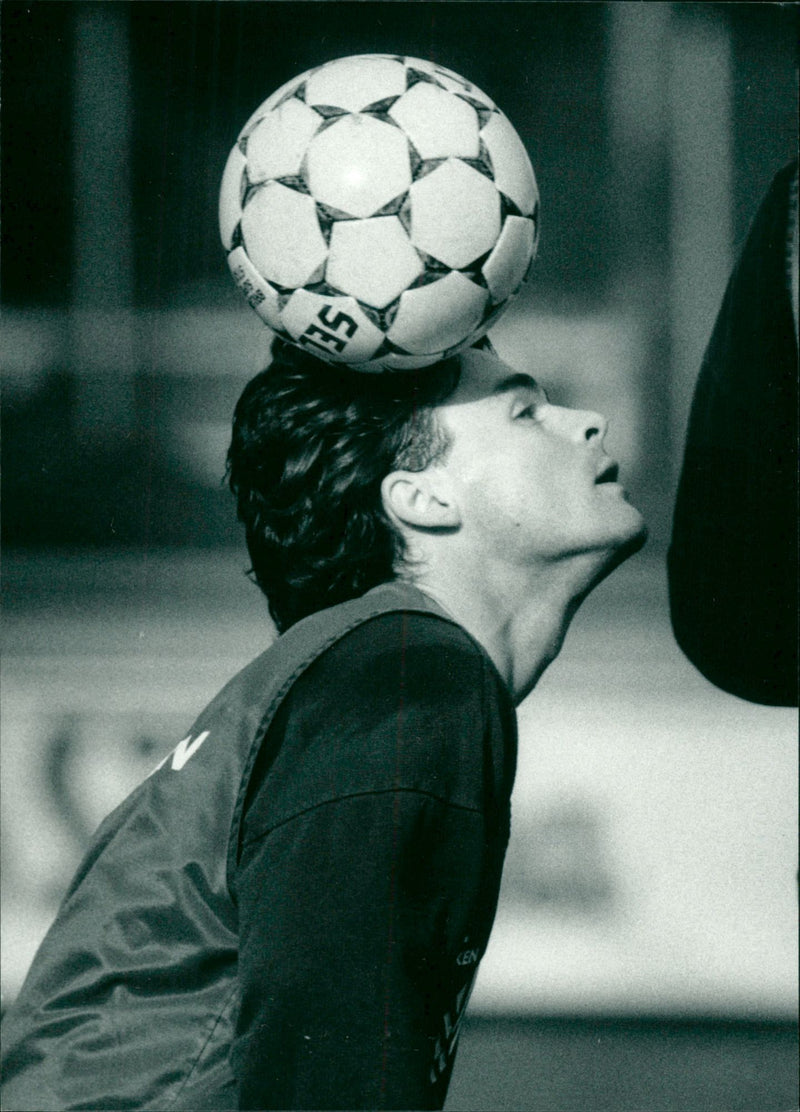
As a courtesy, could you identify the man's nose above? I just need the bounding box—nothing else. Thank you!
[580,408,608,443]
[551,405,608,443]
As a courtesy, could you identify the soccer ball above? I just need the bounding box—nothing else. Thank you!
[219,54,539,372]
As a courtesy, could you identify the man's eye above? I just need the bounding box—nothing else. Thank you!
[515,405,537,419]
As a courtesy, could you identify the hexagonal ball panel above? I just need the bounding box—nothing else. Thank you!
[305,56,407,113]
[307,115,411,219]
[402,57,439,76]
[238,75,305,140]
[219,144,246,250]
[409,159,500,269]
[432,64,495,109]
[389,82,480,161]
[388,271,488,354]
[241,182,327,289]
[281,289,385,363]
[327,217,423,309]
[481,112,538,216]
[482,215,536,303]
[226,246,284,332]
[358,349,445,373]
[246,99,322,183]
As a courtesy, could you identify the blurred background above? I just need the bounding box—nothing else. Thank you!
[2,3,797,1109]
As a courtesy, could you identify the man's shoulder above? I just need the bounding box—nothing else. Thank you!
[302,605,513,742]
[239,605,514,846]
[245,582,508,724]
[320,606,497,694]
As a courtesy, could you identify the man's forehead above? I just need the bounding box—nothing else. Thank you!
[444,348,539,406]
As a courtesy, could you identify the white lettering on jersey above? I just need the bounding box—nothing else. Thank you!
[456,947,480,966]
[429,976,475,1084]
[170,731,210,770]
[150,730,211,776]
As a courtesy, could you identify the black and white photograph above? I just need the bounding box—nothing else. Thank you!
[1,3,797,1109]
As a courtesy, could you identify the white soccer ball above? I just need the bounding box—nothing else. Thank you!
[220,54,539,372]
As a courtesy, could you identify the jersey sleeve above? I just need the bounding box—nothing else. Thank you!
[231,613,514,1110]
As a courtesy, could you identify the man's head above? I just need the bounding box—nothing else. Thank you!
[227,338,459,632]
[382,347,647,578]
[229,340,645,633]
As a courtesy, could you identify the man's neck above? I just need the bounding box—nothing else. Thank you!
[411,551,615,705]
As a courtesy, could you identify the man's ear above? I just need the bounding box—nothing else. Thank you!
[381,470,461,530]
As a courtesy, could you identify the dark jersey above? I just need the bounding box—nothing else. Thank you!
[234,612,516,1109]
[1,584,517,1111]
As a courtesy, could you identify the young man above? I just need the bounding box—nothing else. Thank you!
[1,339,645,1111]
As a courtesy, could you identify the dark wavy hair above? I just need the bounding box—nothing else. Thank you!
[227,339,461,632]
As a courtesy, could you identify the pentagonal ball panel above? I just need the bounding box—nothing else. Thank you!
[219,145,246,249]
[241,183,327,289]
[389,82,480,161]
[409,160,500,269]
[388,272,488,354]
[326,217,423,309]
[304,55,407,113]
[481,112,538,216]
[482,215,536,303]
[246,99,322,183]
[281,289,385,363]
[307,115,411,219]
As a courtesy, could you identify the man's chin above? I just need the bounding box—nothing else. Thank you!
[624,518,648,556]
[605,516,649,573]
[583,512,647,581]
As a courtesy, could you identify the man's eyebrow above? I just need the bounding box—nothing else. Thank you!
[492,373,543,396]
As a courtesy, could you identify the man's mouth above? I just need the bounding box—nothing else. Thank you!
[595,460,620,484]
